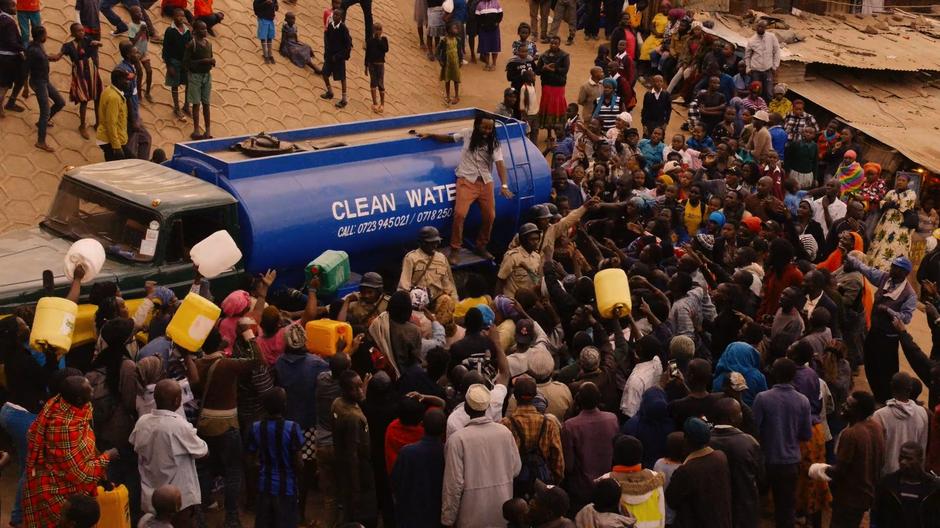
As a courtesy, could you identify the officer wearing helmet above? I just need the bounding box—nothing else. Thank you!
[341,271,390,329]
[399,226,459,303]
[508,196,600,261]
[497,223,545,298]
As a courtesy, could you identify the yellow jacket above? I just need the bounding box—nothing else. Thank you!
[97,85,128,149]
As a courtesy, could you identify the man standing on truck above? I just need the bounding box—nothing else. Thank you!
[400,226,459,305]
[418,113,514,266]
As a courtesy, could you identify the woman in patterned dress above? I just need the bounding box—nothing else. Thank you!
[870,172,918,271]
[59,22,102,139]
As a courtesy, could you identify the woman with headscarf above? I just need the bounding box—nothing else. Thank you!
[621,387,675,469]
[593,78,622,132]
[218,269,276,356]
[795,198,825,262]
[712,341,767,406]
[870,172,918,271]
[858,161,888,236]
[835,149,863,197]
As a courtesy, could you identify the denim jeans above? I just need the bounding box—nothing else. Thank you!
[0,404,37,525]
[100,0,129,33]
[31,79,65,144]
[198,427,243,521]
[16,11,40,46]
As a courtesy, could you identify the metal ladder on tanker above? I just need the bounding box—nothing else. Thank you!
[495,119,536,223]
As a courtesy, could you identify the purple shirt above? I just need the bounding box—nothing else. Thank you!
[752,384,812,465]
[562,408,620,494]
[792,365,822,424]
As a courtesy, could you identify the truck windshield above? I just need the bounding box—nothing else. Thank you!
[42,179,159,263]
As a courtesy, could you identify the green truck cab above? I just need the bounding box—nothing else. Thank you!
[0,160,241,347]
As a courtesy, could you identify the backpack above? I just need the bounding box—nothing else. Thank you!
[510,416,553,498]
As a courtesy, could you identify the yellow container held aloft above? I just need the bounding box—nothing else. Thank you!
[166,293,221,352]
[95,484,131,528]
[595,268,632,319]
[306,319,352,357]
[29,297,79,353]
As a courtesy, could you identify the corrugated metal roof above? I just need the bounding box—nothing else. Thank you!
[699,10,940,71]
[788,71,940,172]
[66,159,237,215]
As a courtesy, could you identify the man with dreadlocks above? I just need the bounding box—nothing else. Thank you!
[418,112,515,265]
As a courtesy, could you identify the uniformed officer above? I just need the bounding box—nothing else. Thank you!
[342,271,390,329]
[497,223,544,298]
[399,226,459,303]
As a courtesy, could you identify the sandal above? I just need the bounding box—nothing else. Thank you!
[174,109,188,122]
[190,131,204,140]
[335,99,347,108]
[320,91,334,100]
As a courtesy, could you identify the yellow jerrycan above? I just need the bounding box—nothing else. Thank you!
[594,268,632,319]
[166,293,222,352]
[29,297,78,354]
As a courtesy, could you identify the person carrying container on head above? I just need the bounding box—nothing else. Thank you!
[417,112,515,266]
[399,226,459,306]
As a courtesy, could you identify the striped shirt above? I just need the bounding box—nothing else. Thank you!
[248,419,304,496]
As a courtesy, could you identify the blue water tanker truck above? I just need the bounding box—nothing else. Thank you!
[0,108,552,326]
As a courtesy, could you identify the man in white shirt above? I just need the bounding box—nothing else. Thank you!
[130,379,208,525]
[620,335,664,418]
[744,20,780,100]
[812,179,847,237]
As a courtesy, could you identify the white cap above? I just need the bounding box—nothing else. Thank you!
[754,110,770,122]
[465,384,491,411]
[663,160,682,173]
[616,111,633,124]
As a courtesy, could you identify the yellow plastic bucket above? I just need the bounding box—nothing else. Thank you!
[594,268,632,319]
[29,297,79,353]
[166,293,221,352]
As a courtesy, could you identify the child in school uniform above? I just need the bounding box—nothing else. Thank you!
[127,5,152,102]
[321,7,352,108]
[253,0,278,63]
[365,21,388,113]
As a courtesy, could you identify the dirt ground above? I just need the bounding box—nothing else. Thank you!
[0,0,922,524]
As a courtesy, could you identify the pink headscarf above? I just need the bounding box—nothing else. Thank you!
[219,290,251,356]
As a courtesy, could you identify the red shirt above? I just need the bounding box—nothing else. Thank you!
[758,263,804,318]
[162,0,188,10]
[384,419,424,474]
[17,0,39,12]
[194,0,212,17]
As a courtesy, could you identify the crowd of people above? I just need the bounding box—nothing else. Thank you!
[4,0,940,527]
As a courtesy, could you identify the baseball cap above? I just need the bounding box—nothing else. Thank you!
[663,160,682,174]
[465,384,491,411]
[892,256,913,273]
[616,111,633,124]
[729,371,749,392]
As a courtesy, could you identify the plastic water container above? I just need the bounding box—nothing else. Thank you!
[95,484,131,528]
[190,230,243,278]
[594,268,632,319]
[64,239,106,283]
[305,319,352,357]
[305,250,350,296]
[29,297,79,353]
[166,293,222,352]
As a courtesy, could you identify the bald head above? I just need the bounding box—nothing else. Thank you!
[151,485,181,519]
[713,397,743,427]
[154,379,181,411]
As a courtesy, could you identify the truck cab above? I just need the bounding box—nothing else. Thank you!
[0,159,240,345]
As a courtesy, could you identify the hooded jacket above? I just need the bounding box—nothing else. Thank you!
[622,388,675,469]
[606,467,666,528]
[873,398,929,475]
[712,342,768,406]
[873,471,940,528]
[709,426,764,528]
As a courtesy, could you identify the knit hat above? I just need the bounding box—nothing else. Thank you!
[773,83,787,95]
[616,112,633,125]
[844,150,857,160]
[749,80,762,91]
[695,234,715,252]
[465,384,491,411]
[741,216,762,234]
[684,417,712,446]
[798,234,819,261]
[708,211,726,228]
[892,256,913,273]
[528,348,555,380]
[284,323,307,351]
[579,346,601,372]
